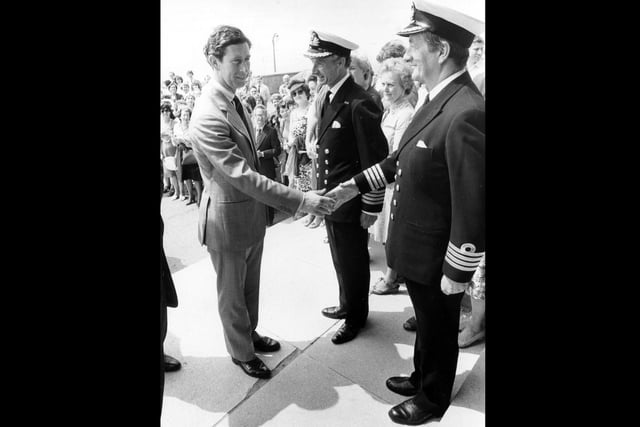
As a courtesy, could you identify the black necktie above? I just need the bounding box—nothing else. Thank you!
[233,96,251,133]
[321,90,331,117]
[424,94,430,106]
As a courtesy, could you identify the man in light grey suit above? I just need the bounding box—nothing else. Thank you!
[188,25,335,379]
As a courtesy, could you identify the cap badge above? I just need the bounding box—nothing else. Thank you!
[310,32,320,47]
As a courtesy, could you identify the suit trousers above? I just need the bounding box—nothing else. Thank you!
[208,239,264,361]
[325,219,370,328]
[266,206,275,226]
[160,301,167,420]
[406,278,464,415]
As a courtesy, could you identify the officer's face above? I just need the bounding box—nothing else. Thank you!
[405,33,438,85]
[211,42,251,91]
[310,55,343,88]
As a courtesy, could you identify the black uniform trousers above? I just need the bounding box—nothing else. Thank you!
[405,278,464,415]
[325,219,370,328]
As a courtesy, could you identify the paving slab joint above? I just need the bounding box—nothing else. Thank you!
[216,347,303,425]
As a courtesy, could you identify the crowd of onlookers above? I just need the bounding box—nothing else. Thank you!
[160,33,485,346]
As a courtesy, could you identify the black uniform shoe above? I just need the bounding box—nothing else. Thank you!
[253,335,281,352]
[386,376,419,396]
[231,357,271,379]
[164,354,182,372]
[388,397,441,425]
[403,316,417,332]
[331,323,360,344]
[321,306,347,319]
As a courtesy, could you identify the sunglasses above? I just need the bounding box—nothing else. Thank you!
[292,89,305,96]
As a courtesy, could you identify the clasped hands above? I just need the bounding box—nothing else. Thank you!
[299,180,373,229]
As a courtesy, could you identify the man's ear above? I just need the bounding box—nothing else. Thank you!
[208,55,218,70]
[438,41,451,64]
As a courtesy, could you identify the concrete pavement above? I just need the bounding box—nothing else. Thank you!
[161,197,485,427]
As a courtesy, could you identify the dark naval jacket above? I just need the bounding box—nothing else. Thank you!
[315,76,388,223]
[354,71,485,284]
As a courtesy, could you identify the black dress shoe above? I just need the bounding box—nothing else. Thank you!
[231,357,271,379]
[331,323,360,344]
[386,376,419,396]
[164,354,182,372]
[403,316,417,332]
[253,335,281,352]
[388,397,440,425]
[321,306,347,319]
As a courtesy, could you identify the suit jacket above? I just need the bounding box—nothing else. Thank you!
[315,76,388,223]
[188,81,303,251]
[255,123,281,180]
[353,71,485,284]
[161,160,177,308]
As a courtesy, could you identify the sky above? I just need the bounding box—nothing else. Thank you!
[161,0,485,82]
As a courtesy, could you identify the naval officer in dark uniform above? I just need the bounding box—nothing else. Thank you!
[326,1,485,423]
[302,30,389,344]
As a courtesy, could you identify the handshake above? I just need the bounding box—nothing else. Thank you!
[298,179,377,229]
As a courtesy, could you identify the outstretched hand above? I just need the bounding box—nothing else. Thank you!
[300,189,335,216]
[325,180,359,211]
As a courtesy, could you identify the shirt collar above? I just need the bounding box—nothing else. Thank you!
[428,69,466,101]
[328,72,350,101]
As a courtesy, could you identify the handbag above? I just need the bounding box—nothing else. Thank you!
[163,156,177,171]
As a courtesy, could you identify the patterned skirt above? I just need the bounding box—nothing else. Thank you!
[292,162,313,192]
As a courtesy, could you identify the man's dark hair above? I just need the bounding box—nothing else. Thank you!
[244,95,257,111]
[203,25,252,60]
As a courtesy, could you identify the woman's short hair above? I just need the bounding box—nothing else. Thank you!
[191,80,202,90]
[203,25,252,60]
[376,40,407,63]
[379,58,414,95]
[350,52,373,80]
